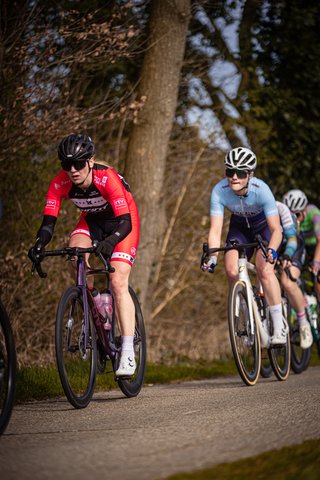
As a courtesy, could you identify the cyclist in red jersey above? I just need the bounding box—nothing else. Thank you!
[28,133,140,376]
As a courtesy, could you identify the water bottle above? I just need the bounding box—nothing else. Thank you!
[100,288,113,331]
[305,294,319,341]
[90,287,103,312]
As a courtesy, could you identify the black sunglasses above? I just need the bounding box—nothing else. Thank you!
[226,168,249,179]
[61,159,89,172]
[296,211,304,218]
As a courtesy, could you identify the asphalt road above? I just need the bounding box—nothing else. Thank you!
[1,366,320,480]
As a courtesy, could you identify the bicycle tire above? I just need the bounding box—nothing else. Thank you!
[260,349,273,378]
[285,298,311,374]
[228,281,261,386]
[55,287,97,409]
[113,286,146,397]
[268,301,291,381]
[315,306,320,358]
[0,300,17,435]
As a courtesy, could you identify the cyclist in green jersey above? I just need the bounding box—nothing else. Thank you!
[283,189,320,301]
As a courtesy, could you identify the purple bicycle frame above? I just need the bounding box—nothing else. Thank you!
[77,255,117,359]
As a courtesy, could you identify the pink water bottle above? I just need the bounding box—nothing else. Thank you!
[91,287,103,313]
[100,288,113,331]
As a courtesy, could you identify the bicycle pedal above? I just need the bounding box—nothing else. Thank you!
[114,374,134,381]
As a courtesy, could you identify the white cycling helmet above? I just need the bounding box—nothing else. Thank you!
[282,189,308,213]
[224,147,257,170]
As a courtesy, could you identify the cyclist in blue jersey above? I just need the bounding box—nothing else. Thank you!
[276,201,312,349]
[202,147,286,345]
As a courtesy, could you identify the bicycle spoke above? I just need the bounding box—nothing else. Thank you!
[228,281,260,386]
[56,287,97,409]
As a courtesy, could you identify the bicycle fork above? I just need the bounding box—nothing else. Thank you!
[238,258,271,349]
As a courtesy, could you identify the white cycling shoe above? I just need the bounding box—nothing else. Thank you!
[299,323,313,349]
[271,327,287,345]
[115,355,136,377]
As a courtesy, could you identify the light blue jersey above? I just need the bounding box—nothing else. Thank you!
[210,177,278,228]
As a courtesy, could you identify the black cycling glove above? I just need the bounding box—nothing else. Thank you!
[28,241,45,263]
[95,236,118,259]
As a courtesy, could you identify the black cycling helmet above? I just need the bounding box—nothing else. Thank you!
[58,134,94,162]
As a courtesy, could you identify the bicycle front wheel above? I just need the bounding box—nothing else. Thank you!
[269,302,291,381]
[55,287,97,409]
[0,301,17,435]
[228,281,261,386]
[113,287,146,397]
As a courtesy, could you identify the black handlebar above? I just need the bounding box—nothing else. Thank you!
[206,234,269,258]
[30,241,115,278]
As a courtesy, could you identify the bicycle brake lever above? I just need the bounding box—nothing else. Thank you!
[34,262,47,278]
[97,252,115,273]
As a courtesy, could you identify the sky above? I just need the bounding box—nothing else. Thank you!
[186,0,250,152]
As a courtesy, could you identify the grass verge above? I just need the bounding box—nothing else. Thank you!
[163,439,320,480]
[15,355,238,403]
[15,343,320,403]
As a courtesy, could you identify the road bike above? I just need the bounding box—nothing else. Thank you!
[282,264,320,373]
[31,241,146,409]
[202,234,290,386]
[0,299,17,434]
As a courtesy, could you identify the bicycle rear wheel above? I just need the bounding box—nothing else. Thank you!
[268,302,291,381]
[260,349,273,378]
[285,299,311,373]
[228,281,261,386]
[55,287,97,409]
[113,287,146,397]
[0,301,17,435]
[315,305,320,358]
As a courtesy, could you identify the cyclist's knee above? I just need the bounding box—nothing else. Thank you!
[110,271,129,296]
[257,264,275,282]
[226,267,238,285]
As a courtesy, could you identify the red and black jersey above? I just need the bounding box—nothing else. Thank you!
[44,164,135,219]
[37,164,138,247]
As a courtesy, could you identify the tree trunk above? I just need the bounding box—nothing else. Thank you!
[124,0,191,319]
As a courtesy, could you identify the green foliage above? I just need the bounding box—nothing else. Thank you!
[246,0,320,203]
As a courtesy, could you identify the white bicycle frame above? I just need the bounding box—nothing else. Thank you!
[237,256,271,349]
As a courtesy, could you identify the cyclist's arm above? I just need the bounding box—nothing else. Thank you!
[36,215,57,247]
[207,215,224,263]
[312,211,320,267]
[33,175,67,248]
[276,201,297,260]
[266,213,282,255]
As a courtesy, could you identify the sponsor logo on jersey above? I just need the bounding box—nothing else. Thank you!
[54,183,60,190]
[71,196,107,209]
[94,175,108,186]
[102,176,107,185]
[266,208,278,216]
[45,199,56,209]
[131,247,136,255]
[234,210,262,216]
[113,198,127,210]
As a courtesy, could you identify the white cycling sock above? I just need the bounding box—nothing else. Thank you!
[269,303,283,329]
[297,311,308,326]
[121,335,134,357]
